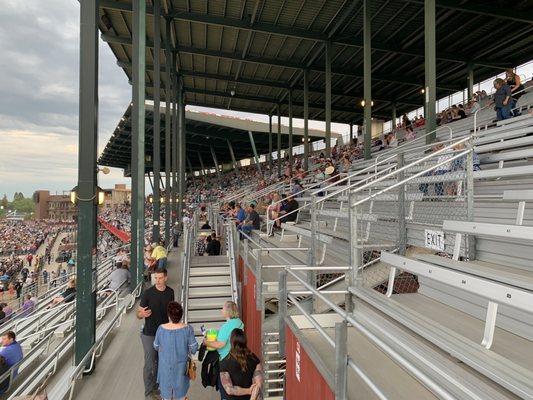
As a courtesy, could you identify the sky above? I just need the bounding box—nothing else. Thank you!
[0,0,530,199]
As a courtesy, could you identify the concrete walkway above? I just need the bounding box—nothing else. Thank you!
[73,250,220,400]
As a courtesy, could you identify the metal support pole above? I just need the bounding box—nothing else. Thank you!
[391,102,397,130]
[466,139,476,260]
[348,191,360,312]
[278,270,287,358]
[210,145,222,182]
[363,0,372,160]
[325,40,332,158]
[152,0,161,242]
[164,17,172,246]
[131,0,146,292]
[171,59,178,224]
[75,0,98,365]
[397,153,407,256]
[268,114,273,171]
[187,157,196,186]
[349,123,353,143]
[277,104,282,177]
[178,82,185,225]
[303,69,310,170]
[248,131,262,176]
[198,151,206,176]
[227,139,240,176]
[467,64,474,101]
[334,321,348,400]
[306,195,317,312]
[288,89,294,169]
[425,0,437,143]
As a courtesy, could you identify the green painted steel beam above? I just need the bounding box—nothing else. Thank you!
[130,0,146,291]
[151,0,161,242]
[425,0,437,143]
[164,18,171,246]
[363,0,372,160]
[75,0,98,366]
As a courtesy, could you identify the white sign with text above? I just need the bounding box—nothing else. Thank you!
[425,229,445,251]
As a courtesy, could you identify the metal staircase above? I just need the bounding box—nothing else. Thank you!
[262,331,285,399]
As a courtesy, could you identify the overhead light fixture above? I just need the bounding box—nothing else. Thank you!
[421,88,425,94]
[70,186,105,205]
[230,90,236,96]
[360,100,374,107]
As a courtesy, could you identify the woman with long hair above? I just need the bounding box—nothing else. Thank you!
[153,301,198,400]
[219,329,263,400]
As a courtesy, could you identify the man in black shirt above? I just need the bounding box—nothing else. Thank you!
[206,232,221,256]
[137,268,174,399]
[280,196,299,223]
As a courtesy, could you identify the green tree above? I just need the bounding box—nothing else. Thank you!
[11,198,34,214]
[1,194,7,209]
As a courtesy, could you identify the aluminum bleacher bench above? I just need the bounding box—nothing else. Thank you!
[351,281,533,400]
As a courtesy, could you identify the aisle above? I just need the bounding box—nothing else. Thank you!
[73,250,220,400]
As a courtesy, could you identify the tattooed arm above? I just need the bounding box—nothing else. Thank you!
[219,372,253,396]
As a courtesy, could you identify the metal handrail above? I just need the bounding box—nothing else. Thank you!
[226,222,240,306]
[283,267,456,400]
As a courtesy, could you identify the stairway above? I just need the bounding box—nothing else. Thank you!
[186,255,234,337]
[262,331,285,400]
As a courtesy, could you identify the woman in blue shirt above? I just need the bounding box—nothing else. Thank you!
[154,302,198,400]
[204,301,244,400]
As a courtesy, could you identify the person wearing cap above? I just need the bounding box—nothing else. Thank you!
[151,241,168,269]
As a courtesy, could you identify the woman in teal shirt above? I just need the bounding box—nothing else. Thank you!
[204,301,244,399]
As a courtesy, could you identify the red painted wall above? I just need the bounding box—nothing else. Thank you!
[285,325,335,400]
[239,256,262,358]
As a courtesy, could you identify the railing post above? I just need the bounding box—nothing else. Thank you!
[278,270,287,358]
[397,152,407,256]
[306,194,317,312]
[466,136,476,260]
[334,321,348,400]
[255,250,262,311]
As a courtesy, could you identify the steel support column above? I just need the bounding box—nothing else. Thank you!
[391,102,397,128]
[303,69,310,170]
[75,0,98,365]
[277,104,281,177]
[248,130,262,176]
[210,145,222,182]
[334,321,348,400]
[227,139,240,176]
[178,80,185,225]
[349,123,353,142]
[197,151,206,176]
[171,58,178,224]
[131,0,146,292]
[467,63,474,101]
[268,114,273,171]
[164,17,172,246]
[288,89,294,169]
[363,0,372,160]
[425,0,437,143]
[397,153,407,256]
[187,157,196,186]
[152,0,161,242]
[325,40,332,158]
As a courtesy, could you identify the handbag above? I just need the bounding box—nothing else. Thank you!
[185,356,197,380]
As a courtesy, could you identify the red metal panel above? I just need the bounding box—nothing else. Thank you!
[285,325,335,400]
[239,256,262,357]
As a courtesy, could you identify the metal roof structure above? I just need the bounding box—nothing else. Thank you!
[98,0,533,125]
[99,103,338,170]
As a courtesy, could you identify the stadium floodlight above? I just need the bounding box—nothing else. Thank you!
[70,186,105,206]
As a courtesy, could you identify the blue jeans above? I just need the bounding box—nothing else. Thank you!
[496,104,513,121]
[158,257,167,269]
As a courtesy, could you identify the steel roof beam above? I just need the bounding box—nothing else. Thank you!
[99,0,508,67]
[101,33,460,90]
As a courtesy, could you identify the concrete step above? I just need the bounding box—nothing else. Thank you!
[189,285,232,298]
[189,266,230,277]
[188,309,225,323]
[188,297,232,310]
[189,275,231,287]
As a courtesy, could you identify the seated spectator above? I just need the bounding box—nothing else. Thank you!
[0,331,23,378]
[48,278,76,307]
[150,241,168,269]
[0,355,9,394]
[492,78,513,121]
[0,306,4,324]
[206,233,221,256]
[239,204,261,236]
[402,114,414,135]
[291,180,304,197]
[201,221,212,230]
[234,204,246,226]
[457,104,467,119]
[108,263,131,291]
[21,294,35,316]
[278,196,299,224]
